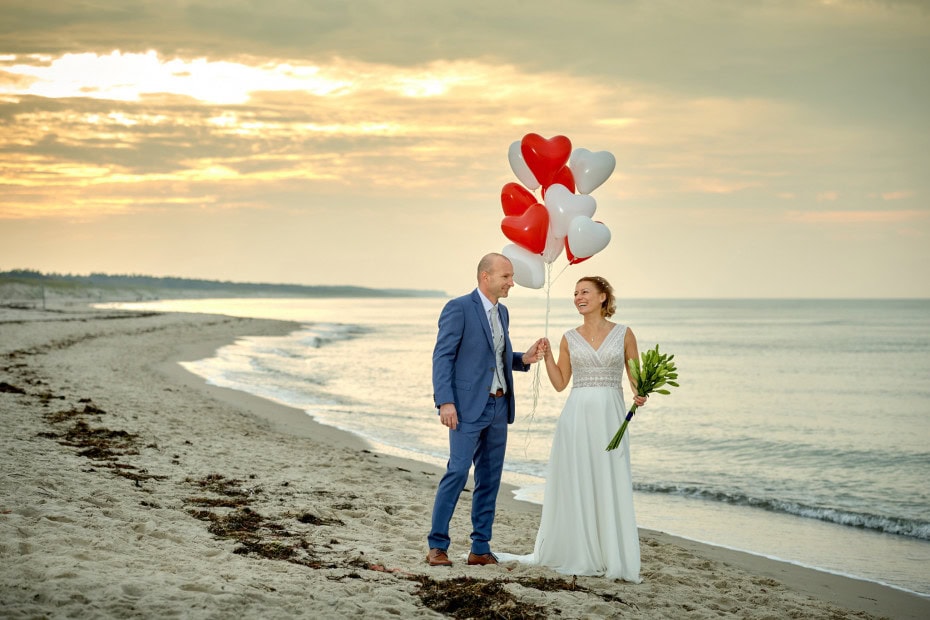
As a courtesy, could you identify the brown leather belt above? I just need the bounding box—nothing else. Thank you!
[490,389,505,398]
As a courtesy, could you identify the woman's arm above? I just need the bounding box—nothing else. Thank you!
[624,327,647,407]
[544,335,573,392]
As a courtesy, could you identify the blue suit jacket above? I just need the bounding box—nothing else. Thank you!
[432,290,530,424]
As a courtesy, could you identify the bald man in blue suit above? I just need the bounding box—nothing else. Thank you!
[427,253,544,567]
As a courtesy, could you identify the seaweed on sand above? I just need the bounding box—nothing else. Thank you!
[411,574,631,618]
[38,407,168,484]
[184,474,336,568]
[412,576,549,619]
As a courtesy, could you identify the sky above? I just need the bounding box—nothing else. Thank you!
[1,0,928,299]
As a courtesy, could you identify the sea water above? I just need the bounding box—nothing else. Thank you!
[100,296,930,596]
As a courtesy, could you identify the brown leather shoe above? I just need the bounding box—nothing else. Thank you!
[466,552,499,566]
[426,548,452,566]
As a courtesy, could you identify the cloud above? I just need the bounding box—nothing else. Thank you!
[787,209,929,224]
[879,190,915,201]
[1,40,924,226]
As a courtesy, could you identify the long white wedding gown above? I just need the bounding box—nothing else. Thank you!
[501,325,641,582]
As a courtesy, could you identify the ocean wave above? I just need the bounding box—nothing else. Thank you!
[295,322,368,348]
[635,482,930,540]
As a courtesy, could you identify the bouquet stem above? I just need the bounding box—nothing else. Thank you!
[606,404,638,451]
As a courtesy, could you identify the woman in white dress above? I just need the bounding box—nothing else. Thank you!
[506,276,647,581]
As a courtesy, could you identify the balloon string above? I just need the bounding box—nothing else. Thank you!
[550,261,571,286]
[523,262,554,456]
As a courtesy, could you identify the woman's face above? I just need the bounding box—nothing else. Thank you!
[574,281,606,316]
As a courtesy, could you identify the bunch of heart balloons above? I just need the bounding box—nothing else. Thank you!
[500,133,616,288]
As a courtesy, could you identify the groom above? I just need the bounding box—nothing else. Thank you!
[427,253,543,567]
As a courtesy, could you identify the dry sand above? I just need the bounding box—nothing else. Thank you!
[2,305,928,619]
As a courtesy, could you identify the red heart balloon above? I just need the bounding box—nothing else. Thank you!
[501,182,537,216]
[550,164,575,193]
[521,133,572,188]
[501,203,549,254]
[565,237,592,265]
[541,165,576,198]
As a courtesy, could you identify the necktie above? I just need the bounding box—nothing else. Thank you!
[490,305,505,392]
[490,304,501,344]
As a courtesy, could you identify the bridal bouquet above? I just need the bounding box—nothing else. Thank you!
[606,344,678,451]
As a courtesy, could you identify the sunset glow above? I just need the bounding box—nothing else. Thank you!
[0,0,926,298]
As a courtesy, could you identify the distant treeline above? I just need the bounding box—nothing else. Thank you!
[0,269,445,298]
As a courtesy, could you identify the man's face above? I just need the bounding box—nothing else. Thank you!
[482,257,514,302]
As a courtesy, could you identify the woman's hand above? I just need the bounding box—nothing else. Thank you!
[522,338,547,364]
[633,394,648,407]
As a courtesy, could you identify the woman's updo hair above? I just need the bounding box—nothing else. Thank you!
[578,276,617,318]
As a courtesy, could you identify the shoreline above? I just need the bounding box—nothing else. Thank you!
[2,305,928,619]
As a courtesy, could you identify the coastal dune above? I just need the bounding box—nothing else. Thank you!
[1,306,927,619]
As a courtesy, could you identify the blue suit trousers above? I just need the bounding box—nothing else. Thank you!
[428,393,509,555]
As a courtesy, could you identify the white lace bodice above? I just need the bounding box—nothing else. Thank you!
[566,324,627,389]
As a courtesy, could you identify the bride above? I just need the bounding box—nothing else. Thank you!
[503,275,647,581]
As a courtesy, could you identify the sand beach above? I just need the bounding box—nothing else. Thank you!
[2,304,928,619]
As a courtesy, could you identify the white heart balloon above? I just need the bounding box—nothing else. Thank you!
[569,148,616,195]
[567,216,611,259]
[541,228,565,264]
[508,141,540,190]
[502,243,545,289]
[545,184,597,239]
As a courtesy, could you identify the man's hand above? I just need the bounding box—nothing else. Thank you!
[522,338,546,365]
[438,403,459,430]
